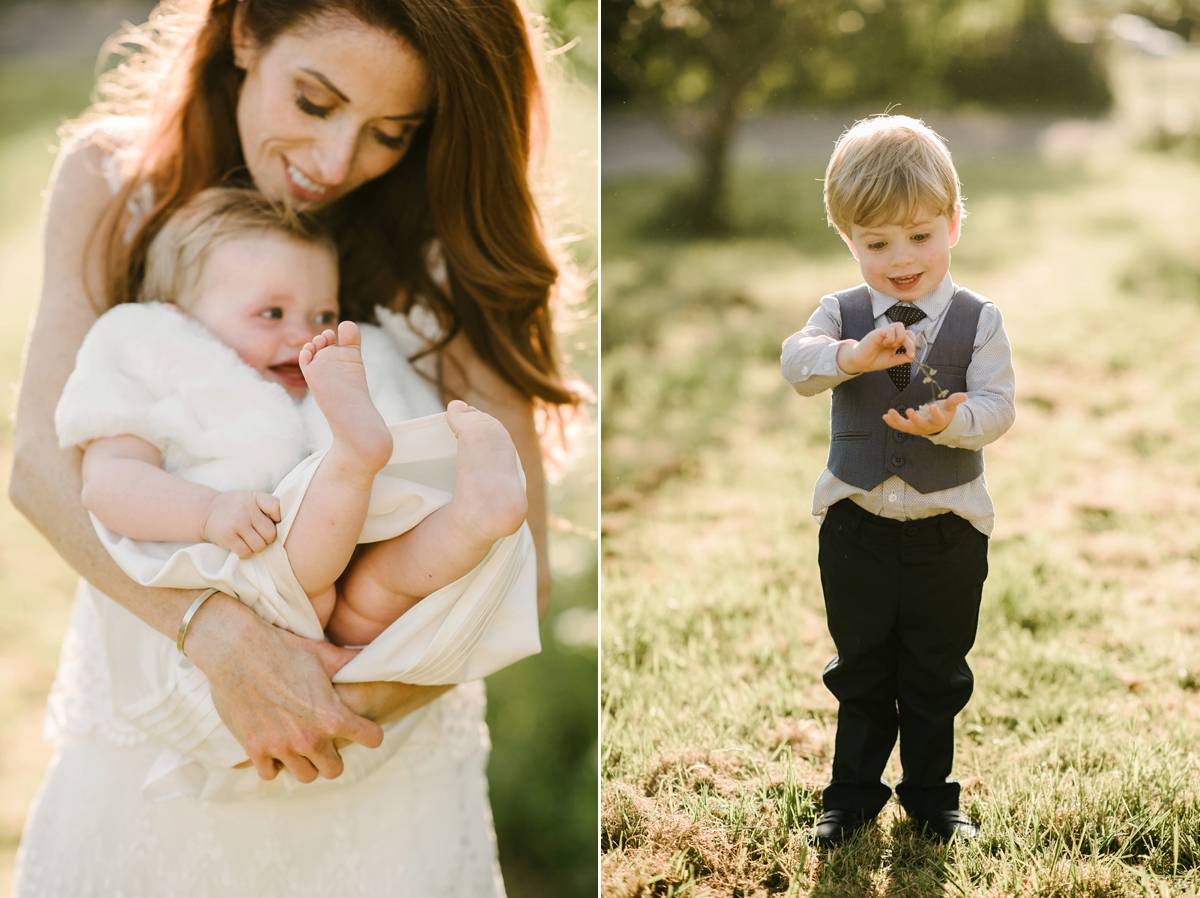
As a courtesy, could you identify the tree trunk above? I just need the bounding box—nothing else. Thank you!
[689,95,738,234]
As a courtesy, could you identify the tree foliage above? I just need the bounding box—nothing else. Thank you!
[604,0,1113,233]
[605,0,840,231]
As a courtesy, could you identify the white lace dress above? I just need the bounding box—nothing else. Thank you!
[15,616,506,896]
[12,120,509,898]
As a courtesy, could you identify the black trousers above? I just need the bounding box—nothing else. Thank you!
[818,498,988,820]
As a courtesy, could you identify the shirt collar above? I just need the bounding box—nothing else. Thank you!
[869,272,955,322]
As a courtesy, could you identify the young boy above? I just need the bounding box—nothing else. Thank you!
[781,116,1016,845]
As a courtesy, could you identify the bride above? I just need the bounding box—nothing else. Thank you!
[7,0,582,893]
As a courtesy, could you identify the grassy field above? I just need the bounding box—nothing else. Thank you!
[601,144,1200,895]
[0,45,597,898]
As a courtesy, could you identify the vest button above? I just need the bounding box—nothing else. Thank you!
[891,453,905,467]
[893,430,906,442]
[905,526,919,537]
[895,405,908,415]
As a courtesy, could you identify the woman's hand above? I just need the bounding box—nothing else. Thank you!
[184,593,384,782]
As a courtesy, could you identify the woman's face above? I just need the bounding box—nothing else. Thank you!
[234,13,431,207]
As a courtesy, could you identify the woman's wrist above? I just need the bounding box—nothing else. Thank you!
[177,588,219,653]
[176,591,253,675]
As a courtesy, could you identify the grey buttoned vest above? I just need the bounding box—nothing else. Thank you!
[827,284,985,494]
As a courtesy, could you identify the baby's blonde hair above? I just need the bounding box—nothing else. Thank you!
[823,115,962,235]
[141,187,337,309]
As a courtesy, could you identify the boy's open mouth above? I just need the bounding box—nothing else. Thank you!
[268,363,307,389]
[889,272,923,291]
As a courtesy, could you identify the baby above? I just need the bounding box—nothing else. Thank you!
[58,187,529,647]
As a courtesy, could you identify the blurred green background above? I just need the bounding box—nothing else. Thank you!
[601,1,1200,894]
[602,0,1197,232]
[0,2,597,896]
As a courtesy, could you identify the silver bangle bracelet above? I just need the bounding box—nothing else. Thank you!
[176,588,219,654]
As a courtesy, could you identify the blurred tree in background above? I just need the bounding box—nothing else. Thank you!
[948,0,1110,110]
[604,0,839,232]
[604,0,1114,233]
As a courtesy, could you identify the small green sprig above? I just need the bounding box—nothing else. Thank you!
[917,361,949,407]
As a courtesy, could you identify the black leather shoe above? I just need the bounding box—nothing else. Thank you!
[912,810,978,843]
[813,809,871,847]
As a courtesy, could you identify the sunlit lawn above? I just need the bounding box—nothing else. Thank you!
[602,144,1200,894]
[0,56,597,898]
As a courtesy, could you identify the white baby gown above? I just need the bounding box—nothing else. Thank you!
[14,301,534,896]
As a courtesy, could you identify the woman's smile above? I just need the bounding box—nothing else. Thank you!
[283,157,332,202]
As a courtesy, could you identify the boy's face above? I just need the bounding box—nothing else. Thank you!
[188,233,340,400]
[840,205,962,301]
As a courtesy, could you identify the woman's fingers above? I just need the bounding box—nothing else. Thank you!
[250,753,281,781]
[312,640,363,679]
[335,710,385,750]
[276,751,321,784]
[188,597,381,783]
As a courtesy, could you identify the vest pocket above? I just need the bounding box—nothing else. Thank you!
[831,431,871,441]
[922,363,967,392]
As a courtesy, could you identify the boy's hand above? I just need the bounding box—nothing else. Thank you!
[883,393,968,436]
[836,322,916,375]
[202,490,282,558]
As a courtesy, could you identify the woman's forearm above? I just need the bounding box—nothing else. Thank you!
[334,680,453,728]
[10,437,199,637]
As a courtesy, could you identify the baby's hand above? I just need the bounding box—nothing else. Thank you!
[202,490,282,558]
[836,321,916,374]
[883,392,968,436]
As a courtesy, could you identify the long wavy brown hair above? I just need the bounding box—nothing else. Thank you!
[75,0,582,409]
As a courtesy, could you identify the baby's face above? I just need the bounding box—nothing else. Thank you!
[188,233,339,400]
[841,205,961,301]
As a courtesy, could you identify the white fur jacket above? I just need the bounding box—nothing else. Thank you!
[55,301,434,491]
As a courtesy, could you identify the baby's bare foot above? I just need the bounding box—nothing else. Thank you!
[300,321,393,482]
[445,399,528,547]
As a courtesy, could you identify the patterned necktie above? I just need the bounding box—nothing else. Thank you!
[884,302,926,391]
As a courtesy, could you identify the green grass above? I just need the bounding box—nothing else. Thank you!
[601,147,1200,894]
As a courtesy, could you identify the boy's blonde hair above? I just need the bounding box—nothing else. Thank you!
[141,187,337,309]
[823,115,962,235]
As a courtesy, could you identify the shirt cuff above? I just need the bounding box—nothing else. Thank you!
[782,341,849,382]
[831,341,856,377]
